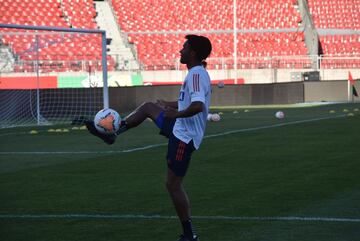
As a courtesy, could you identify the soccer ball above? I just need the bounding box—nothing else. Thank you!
[275,111,285,119]
[217,81,225,88]
[94,108,121,135]
[207,113,221,122]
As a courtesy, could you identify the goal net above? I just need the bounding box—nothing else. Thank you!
[0,24,109,129]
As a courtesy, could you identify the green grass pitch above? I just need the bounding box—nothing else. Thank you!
[1,103,360,241]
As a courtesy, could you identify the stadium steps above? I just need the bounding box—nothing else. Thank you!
[94,1,139,70]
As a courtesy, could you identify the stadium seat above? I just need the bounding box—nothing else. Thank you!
[308,0,360,62]
[2,0,358,70]
[0,0,115,72]
[111,0,307,69]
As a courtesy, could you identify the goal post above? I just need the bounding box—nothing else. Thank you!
[0,23,109,128]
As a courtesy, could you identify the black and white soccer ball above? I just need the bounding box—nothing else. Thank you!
[94,108,121,135]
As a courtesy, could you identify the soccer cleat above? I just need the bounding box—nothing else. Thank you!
[85,120,116,145]
[177,234,199,241]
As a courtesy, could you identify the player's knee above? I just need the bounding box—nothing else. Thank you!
[166,178,181,194]
[166,181,176,194]
[139,102,156,113]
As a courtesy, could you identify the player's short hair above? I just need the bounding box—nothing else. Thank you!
[185,35,212,62]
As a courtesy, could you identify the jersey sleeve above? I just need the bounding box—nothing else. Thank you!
[188,71,209,104]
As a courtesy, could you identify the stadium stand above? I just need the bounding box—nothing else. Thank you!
[128,32,309,70]
[0,0,68,27]
[308,0,359,30]
[1,0,358,71]
[0,0,115,73]
[112,0,300,31]
[61,0,97,29]
[110,0,309,69]
[307,0,360,68]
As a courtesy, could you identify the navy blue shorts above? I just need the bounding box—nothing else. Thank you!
[155,112,196,177]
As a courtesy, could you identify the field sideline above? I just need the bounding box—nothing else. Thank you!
[1,103,360,241]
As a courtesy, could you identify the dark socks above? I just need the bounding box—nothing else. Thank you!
[116,120,128,135]
[181,219,197,240]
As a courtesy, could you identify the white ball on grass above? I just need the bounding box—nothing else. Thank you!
[211,113,221,122]
[207,113,221,122]
[275,111,285,119]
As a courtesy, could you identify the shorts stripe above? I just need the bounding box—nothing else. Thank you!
[175,142,186,161]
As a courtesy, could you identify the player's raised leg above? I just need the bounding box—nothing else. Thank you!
[86,102,163,144]
[124,102,163,128]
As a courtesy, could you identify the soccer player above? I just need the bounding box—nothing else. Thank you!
[86,35,212,241]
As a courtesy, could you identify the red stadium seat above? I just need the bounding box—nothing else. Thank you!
[0,0,116,72]
[308,0,360,60]
[2,0,358,70]
[111,0,308,69]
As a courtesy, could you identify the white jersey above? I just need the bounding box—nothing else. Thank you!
[173,65,211,149]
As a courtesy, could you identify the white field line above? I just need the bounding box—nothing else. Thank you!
[0,213,359,223]
[0,115,346,155]
[1,114,358,223]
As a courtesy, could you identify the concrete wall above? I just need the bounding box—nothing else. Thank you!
[141,69,301,84]
[139,69,360,84]
[2,69,359,85]
[109,80,360,111]
[2,81,358,125]
[304,80,360,102]
[319,69,360,81]
[109,82,304,111]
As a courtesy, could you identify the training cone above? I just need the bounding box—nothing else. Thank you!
[329,110,336,114]
[29,130,38,134]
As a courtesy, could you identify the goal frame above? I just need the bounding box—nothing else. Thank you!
[0,23,109,126]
